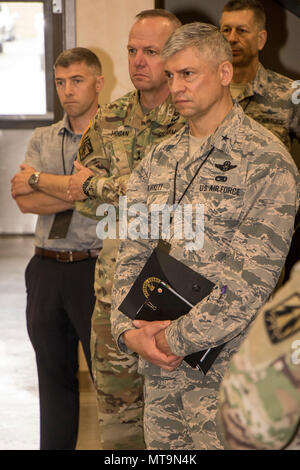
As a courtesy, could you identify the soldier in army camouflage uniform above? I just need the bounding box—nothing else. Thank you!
[220,0,300,157]
[67,10,184,450]
[218,260,300,450]
[110,23,299,450]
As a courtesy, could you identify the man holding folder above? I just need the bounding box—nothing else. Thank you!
[111,23,299,449]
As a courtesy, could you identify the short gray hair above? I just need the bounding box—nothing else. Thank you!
[162,22,232,66]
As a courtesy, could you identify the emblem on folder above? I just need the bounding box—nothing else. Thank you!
[142,277,162,299]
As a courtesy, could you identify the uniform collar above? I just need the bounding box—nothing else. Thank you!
[173,102,245,161]
[234,63,266,100]
[209,102,244,153]
[249,63,267,97]
[126,91,181,128]
[57,113,74,136]
[57,106,101,137]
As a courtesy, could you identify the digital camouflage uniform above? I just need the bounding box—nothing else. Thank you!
[234,63,300,157]
[218,261,300,450]
[75,91,185,449]
[234,63,300,287]
[111,103,300,450]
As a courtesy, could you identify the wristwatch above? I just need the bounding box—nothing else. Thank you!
[82,175,94,197]
[28,172,41,190]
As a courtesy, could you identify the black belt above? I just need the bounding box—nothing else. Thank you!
[35,247,100,263]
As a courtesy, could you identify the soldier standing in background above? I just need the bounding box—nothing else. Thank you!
[218,261,300,450]
[110,22,299,450]
[220,0,300,285]
[11,48,104,450]
[220,0,300,155]
[67,10,185,450]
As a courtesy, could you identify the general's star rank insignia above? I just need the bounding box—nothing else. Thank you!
[264,293,300,343]
[215,161,237,172]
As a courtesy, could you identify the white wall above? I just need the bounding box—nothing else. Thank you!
[76,0,154,105]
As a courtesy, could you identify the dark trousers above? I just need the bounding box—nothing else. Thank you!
[25,255,97,450]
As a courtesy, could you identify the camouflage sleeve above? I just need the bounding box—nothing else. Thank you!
[75,112,131,219]
[165,164,298,357]
[217,262,300,450]
[75,173,130,220]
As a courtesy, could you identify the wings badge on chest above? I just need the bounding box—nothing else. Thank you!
[215,160,237,172]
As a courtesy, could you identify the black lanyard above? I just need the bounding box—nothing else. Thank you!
[48,129,75,240]
[61,129,76,175]
[157,145,214,251]
[241,97,252,113]
[61,130,67,174]
[173,146,215,205]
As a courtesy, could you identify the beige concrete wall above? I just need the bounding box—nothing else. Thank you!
[75,0,154,106]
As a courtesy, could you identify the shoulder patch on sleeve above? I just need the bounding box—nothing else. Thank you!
[264,293,300,343]
[78,132,93,162]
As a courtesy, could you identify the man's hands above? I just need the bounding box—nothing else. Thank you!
[11,161,94,203]
[11,163,36,198]
[11,161,96,206]
[123,320,183,371]
[68,161,95,201]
